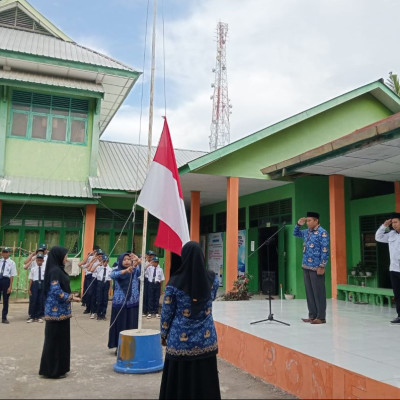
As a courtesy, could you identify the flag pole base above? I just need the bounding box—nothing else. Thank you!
[114,329,164,374]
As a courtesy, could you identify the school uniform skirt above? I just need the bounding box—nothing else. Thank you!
[39,318,70,378]
[108,306,138,349]
[159,354,221,400]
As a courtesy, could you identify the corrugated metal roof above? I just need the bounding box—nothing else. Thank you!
[0,175,93,198]
[0,69,104,92]
[90,141,207,191]
[0,26,136,72]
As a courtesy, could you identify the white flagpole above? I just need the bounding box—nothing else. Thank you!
[138,0,157,330]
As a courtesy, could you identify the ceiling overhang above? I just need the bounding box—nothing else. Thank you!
[180,173,289,208]
[261,113,400,182]
[0,56,139,136]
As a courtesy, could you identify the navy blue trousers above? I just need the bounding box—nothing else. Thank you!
[143,278,149,314]
[96,280,110,317]
[0,277,10,320]
[84,275,97,313]
[148,282,161,314]
[29,280,44,319]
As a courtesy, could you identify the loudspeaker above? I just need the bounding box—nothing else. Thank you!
[261,271,276,295]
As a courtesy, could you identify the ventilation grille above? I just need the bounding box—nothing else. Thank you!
[12,90,89,112]
[0,7,52,35]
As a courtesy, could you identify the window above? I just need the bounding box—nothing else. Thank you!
[9,90,89,145]
[249,198,292,228]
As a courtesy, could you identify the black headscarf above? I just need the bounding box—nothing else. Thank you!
[170,252,182,277]
[168,241,215,316]
[43,246,70,296]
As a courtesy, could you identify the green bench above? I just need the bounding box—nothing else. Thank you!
[337,284,394,307]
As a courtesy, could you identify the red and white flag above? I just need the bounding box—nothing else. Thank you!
[137,118,190,255]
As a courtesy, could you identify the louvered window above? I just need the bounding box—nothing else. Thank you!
[249,198,292,227]
[94,208,162,256]
[0,205,83,255]
[9,90,89,145]
[0,7,52,35]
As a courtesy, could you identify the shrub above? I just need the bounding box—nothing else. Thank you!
[222,273,253,301]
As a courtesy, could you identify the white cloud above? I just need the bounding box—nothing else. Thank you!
[103,0,400,150]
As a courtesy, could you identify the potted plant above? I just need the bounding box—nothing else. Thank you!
[222,273,253,301]
[284,290,295,300]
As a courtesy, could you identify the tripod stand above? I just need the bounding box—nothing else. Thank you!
[250,223,290,326]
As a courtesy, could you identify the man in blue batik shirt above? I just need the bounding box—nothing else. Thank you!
[293,211,330,325]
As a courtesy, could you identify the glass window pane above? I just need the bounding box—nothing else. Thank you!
[65,231,80,255]
[114,233,128,256]
[44,230,60,249]
[3,230,19,248]
[11,113,28,137]
[51,118,67,141]
[13,104,30,111]
[95,232,110,254]
[53,109,69,117]
[71,111,88,119]
[32,106,50,113]
[149,234,163,257]
[70,120,86,143]
[132,234,143,255]
[32,115,48,139]
[23,230,40,251]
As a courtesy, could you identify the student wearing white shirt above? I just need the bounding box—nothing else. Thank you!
[0,247,17,324]
[375,212,400,324]
[95,255,113,320]
[27,253,46,323]
[86,249,103,319]
[145,257,165,318]
[78,245,100,309]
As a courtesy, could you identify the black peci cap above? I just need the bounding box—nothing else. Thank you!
[307,211,320,219]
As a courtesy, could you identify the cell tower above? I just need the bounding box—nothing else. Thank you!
[209,22,232,151]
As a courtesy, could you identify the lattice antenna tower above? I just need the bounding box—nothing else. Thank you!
[209,22,232,151]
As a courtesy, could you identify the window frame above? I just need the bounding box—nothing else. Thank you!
[8,90,89,146]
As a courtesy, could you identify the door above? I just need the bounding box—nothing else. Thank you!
[258,227,279,295]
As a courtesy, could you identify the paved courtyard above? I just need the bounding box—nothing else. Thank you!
[1,302,296,399]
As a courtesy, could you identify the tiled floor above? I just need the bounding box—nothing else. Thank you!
[213,298,400,387]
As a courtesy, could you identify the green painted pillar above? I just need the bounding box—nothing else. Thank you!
[0,86,8,177]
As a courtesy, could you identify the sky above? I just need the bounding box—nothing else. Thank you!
[30,0,400,152]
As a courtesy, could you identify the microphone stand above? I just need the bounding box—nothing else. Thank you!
[250,223,290,326]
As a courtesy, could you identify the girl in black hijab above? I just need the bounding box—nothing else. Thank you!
[159,241,221,399]
[39,246,80,379]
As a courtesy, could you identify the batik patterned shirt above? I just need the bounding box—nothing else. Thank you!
[44,280,72,321]
[293,224,330,270]
[110,266,141,308]
[160,275,219,359]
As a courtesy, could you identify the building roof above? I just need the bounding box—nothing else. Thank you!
[0,175,93,198]
[0,26,136,72]
[180,80,400,176]
[0,0,73,42]
[262,112,400,182]
[0,69,105,93]
[90,141,207,192]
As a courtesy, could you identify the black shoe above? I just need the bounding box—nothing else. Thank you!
[2,319,9,324]
[83,310,90,314]
[96,316,101,320]
[114,349,118,356]
[391,317,400,324]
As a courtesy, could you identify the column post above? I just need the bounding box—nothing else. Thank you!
[226,177,239,293]
[81,204,96,296]
[329,175,347,299]
[190,191,201,242]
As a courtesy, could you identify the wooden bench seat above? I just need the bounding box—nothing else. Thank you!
[337,284,394,307]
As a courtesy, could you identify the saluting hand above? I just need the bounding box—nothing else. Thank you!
[383,219,392,227]
[297,217,306,226]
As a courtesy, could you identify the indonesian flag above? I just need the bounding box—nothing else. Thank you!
[137,118,190,255]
